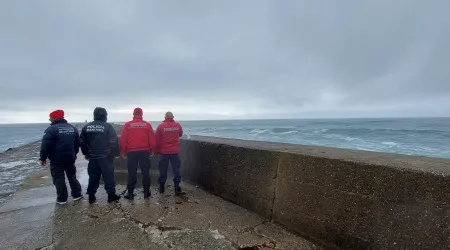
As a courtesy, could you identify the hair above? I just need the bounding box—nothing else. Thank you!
[165,111,174,118]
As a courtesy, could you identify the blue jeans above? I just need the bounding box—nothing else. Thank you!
[158,154,181,186]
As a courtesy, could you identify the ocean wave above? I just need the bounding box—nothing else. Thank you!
[326,127,447,135]
[271,130,298,135]
[381,141,398,147]
[323,134,362,142]
[250,129,270,134]
[249,127,299,135]
[270,128,298,135]
[0,160,36,170]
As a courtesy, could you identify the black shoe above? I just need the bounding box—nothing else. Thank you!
[143,189,151,199]
[175,185,181,196]
[124,193,134,200]
[159,184,165,194]
[89,195,96,204]
[108,193,121,203]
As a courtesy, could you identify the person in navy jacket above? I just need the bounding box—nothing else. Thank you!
[80,107,121,204]
[40,109,82,204]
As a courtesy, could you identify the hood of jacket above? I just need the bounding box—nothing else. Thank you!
[93,107,108,122]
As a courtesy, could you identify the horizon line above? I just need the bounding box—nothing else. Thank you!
[1,116,450,125]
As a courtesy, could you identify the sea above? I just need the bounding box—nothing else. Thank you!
[1,118,449,205]
[1,117,450,158]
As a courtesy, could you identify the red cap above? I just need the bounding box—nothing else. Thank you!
[49,110,64,120]
[133,107,143,116]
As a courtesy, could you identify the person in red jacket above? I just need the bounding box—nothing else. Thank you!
[120,108,156,200]
[155,111,183,195]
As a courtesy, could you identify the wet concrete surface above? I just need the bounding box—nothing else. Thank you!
[0,203,54,250]
[0,156,87,250]
[0,154,321,250]
[0,172,57,249]
[0,185,55,213]
[54,183,319,250]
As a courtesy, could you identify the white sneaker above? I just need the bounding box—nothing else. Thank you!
[57,200,67,205]
[73,196,83,201]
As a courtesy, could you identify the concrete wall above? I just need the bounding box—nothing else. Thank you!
[114,135,450,249]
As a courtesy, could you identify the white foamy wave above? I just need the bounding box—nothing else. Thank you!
[381,142,398,147]
[313,128,329,133]
[0,160,36,170]
[0,189,15,196]
[270,130,298,135]
[250,129,269,134]
[324,134,361,142]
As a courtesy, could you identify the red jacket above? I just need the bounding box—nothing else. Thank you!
[120,116,156,155]
[156,118,183,154]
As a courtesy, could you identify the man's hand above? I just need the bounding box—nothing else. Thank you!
[121,155,127,159]
[40,160,46,166]
[150,153,154,157]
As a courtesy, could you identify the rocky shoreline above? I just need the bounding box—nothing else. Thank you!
[0,123,124,207]
[0,140,42,206]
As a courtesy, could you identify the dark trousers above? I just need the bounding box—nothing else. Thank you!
[158,154,181,186]
[127,150,151,192]
[50,161,82,202]
[87,158,116,195]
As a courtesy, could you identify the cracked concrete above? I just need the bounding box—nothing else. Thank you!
[37,243,55,250]
[0,156,321,250]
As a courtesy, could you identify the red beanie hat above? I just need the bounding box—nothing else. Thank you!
[133,107,143,116]
[49,110,64,120]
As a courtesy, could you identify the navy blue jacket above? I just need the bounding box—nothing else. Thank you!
[80,107,120,160]
[40,119,80,163]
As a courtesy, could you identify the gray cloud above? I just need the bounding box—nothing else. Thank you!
[1,0,450,123]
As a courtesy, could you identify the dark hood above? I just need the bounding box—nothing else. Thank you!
[93,107,107,122]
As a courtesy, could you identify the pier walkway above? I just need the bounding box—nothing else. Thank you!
[0,157,320,250]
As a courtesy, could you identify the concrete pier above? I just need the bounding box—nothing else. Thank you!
[115,135,450,249]
[1,131,449,249]
[0,155,319,249]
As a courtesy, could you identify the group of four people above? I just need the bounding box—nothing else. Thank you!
[39,107,183,204]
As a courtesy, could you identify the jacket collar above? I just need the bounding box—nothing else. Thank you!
[51,119,68,125]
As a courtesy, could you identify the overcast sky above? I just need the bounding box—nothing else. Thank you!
[1,1,449,123]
